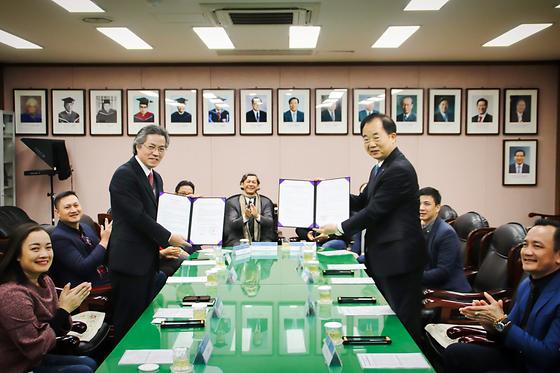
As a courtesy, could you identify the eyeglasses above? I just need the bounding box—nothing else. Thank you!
[142,143,167,153]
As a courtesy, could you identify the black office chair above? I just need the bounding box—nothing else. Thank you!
[438,205,458,223]
[0,206,36,237]
[451,212,492,275]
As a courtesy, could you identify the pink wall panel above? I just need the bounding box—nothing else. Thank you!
[3,64,557,228]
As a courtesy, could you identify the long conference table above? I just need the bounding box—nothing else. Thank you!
[96,244,435,372]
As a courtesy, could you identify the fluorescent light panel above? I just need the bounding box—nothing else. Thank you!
[50,0,104,12]
[97,27,152,49]
[404,0,450,11]
[193,27,234,49]
[289,26,321,49]
[372,26,420,48]
[483,23,553,47]
[0,29,42,49]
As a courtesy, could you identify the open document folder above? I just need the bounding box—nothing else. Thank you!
[277,177,350,228]
[156,193,225,245]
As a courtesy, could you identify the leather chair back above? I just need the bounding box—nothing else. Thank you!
[474,222,526,292]
[0,206,36,237]
[453,212,489,261]
[438,204,458,222]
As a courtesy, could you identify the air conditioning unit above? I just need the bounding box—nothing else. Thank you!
[201,3,320,26]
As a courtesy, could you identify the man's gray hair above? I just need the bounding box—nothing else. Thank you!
[132,125,169,155]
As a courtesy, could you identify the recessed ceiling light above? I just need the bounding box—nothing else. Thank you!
[289,26,321,49]
[0,29,42,49]
[50,0,104,13]
[193,27,234,49]
[404,0,450,11]
[97,27,152,49]
[483,23,553,47]
[372,26,420,48]
[556,4,560,8]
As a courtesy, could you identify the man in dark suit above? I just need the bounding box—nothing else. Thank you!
[471,98,493,122]
[396,96,417,121]
[419,187,471,292]
[320,101,341,122]
[208,99,230,123]
[223,173,275,247]
[246,97,267,122]
[434,97,454,122]
[51,190,112,288]
[108,125,188,340]
[509,149,530,174]
[444,219,560,373]
[283,97,304,122]
[170,97,192,123]
[358,101,379,122]
[316,113,427,344]
[511,97,530,122]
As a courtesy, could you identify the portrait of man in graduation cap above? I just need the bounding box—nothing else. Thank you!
[208,97,230,123]
[170,97,192,123]
[58,97,80,123]
[133,97,155,123]
[96,98,118,123]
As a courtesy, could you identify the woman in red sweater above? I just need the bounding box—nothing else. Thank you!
[0,223,97,373]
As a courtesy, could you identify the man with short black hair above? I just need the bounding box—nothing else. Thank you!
[51,191,112,287]
[509,149,530,174]
[419,187,470,292]
[444,219,560,373]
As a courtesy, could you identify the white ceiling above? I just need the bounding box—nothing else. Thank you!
[0,0,559,63]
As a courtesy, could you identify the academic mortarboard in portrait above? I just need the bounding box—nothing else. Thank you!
[62,97,75,104]
[175,97,188,104]
[137,97,152,105]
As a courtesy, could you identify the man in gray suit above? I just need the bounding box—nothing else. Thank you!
[223,173,275,246]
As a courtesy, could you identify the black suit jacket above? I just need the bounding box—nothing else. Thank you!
[511,111,530,122]
[246,110,267,122]
[222,194,275,247]
[509,163,530,173]
[321,109,341,122]
[434,111,454,122]
[341,148,427,276]
[471,113,493,122]
[108,157,170,276]
[283,110,304,122]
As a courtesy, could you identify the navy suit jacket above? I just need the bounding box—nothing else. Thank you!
[396,112,417,122]
[434,111,454,122]
[511,111,530,122]
[321,109,341,122]
[51,221,109,287]
[108,157,170,276]
[502,271,560,372]
[341,148,427,276]
[509,163,530,173]
[246,110,267,122]
[422,218,471,292]
[358,110,379,122]
[283,110,304,122]
[471,113,493,122]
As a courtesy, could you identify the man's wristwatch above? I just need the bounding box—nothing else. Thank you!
[494,315,512,332]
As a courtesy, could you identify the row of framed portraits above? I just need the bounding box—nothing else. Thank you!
[13,87,538,136]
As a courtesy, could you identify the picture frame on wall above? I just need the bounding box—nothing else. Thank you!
[503,139,537,186]
[277,88,310,135]
[240,88,273,135]
[315,88,348,135]
[466,88,500,135]
[164,89,197,136]
[504,89,538,134]
[89,89,123,136]
[391,88,423,134]
[352,88,386,135]
[202,89,235,136]
[14,89,48,135]
[126,89,160,135]
[51,89,86,135]
[428,88,461,135]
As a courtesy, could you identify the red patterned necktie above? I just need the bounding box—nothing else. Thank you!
[148,171,154,188]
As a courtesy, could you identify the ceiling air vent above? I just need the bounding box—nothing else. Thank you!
[213,8,311,26]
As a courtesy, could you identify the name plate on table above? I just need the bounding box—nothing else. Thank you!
[212,297,224,319]
[233,243,251,257]
[167,276,207,284]
[194,333,214,365]
[322,336,342,367]
[182,260,216,266]
[330,277,374,285]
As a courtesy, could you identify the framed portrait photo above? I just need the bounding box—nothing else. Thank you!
[164,89,197,136]
[391,88,423,134]
[353,89,386,135]
[51,89,85,135]
[89,89,123,136]
[466,89,500,135]
[503,139,537,186]
[202,89,235,136]
[14,89,48,135]
[315,88,348,135]
[240,89,273,135]
[504,89,538,134]
[126,89,160,135]
[277,88,310,135]
[428,88,461,135]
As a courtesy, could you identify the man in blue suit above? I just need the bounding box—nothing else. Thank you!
[396,96,416,121]
[444,219,560,373]
[51,191,112,287]
[419,187,471,292]
[283,97,304,122]
[358,101,379,122]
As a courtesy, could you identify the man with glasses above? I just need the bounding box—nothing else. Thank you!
[108,125,189,341]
